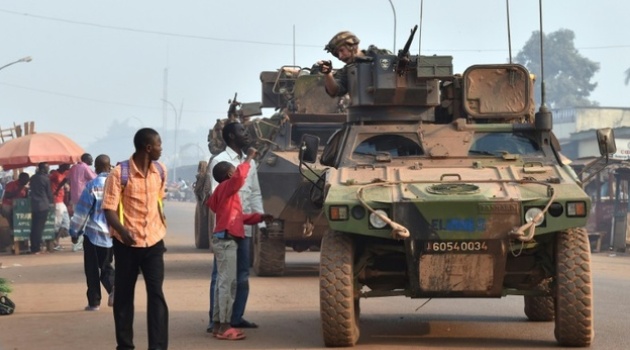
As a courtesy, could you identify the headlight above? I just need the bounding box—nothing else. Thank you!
[369,209,389,229]
[524,207,544,226]
[351,205,366,220]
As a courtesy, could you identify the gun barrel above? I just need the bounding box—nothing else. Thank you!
[400,25,418,56]
[396,25,419,76]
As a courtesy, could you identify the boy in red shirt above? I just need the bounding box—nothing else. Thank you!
[206,147,271,340]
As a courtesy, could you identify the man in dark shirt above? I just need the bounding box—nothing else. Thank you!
[29,162,53,254]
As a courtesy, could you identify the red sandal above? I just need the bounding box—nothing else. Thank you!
[216,327,245,340]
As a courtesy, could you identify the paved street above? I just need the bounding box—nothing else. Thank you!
[0,201,629,349]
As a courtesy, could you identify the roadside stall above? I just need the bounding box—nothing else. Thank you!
[11,198,55,254]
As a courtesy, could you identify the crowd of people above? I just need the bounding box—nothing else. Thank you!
[0,153,98,254]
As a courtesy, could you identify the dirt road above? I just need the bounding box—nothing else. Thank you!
[0,201,325,350]
[1,201,630,350]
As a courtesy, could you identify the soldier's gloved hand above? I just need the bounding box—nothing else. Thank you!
[318,60,332,75]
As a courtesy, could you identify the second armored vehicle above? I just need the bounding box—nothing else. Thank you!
[198,67,346,276]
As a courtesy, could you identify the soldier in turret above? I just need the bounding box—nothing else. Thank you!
[316,31,391,166]
[317,31,362,97]
[317,31,389,98]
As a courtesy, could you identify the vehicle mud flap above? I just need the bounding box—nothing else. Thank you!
[253,227,285,276]
[194,203,210,249]
[408,239,507,297]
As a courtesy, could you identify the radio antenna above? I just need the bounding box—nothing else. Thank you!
[534,0,552,131]
[506,0,513,63]
[418,0,424,55]
[537,0,546,108]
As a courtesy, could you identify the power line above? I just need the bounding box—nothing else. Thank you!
[0,82,223,115]
[0,8,319,48]
[2,9,629,52]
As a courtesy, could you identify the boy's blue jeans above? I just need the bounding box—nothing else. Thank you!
[209,236,251,327]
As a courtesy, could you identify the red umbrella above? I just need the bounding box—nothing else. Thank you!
[0,132,84,170]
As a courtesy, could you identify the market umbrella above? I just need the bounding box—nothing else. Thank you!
[0,132,84,170]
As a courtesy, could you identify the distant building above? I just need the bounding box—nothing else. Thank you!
[553,107,630,251]
[553,107,630,160]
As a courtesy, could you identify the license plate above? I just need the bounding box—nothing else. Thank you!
[424,241,489,253]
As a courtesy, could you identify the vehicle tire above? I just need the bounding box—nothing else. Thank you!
[253,228,285,276]
[524,278,554,321]
[194,202,210,249]
[554,227,594,347]
[320,230,359,347]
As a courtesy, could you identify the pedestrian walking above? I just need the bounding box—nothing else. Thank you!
[68,153,97,251]
[69,154,115,312]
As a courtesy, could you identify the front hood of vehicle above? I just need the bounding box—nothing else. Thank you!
[324,162,589,238]
[330,163,569,201]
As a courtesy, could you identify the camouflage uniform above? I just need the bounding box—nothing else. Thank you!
[329,45,391,97]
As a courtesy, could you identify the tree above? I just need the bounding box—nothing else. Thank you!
[515,29,599,108]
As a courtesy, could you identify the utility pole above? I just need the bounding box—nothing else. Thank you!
[162,68,168,143]
[162,98,183,182]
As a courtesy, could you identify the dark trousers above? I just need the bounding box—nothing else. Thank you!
[30,210,48,253]
[113,239,168,350]
[83,237,115,307]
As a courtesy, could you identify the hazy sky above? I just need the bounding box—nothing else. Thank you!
[1,0,629,164]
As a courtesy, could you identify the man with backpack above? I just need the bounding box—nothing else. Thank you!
[69,154,115,312]
[68,153,97,251]
[102,128,169,350]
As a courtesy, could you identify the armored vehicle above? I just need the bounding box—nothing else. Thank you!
[298,27,614,347]
[196,67,345,276]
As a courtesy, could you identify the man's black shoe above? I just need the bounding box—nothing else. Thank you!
[231,319,258,328]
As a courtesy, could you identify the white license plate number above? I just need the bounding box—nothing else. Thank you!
[424,241,488,253]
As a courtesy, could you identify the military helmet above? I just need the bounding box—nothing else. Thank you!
[325,31,360,57]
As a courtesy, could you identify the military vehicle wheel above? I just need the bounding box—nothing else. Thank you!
[524,278,554,321]
[194,202,210,249]
[554,228,594,347]
[320,230,359,347]
[253,228,285,276]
